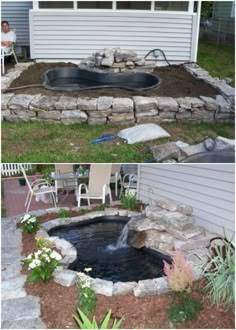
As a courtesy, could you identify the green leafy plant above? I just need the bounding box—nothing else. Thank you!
[24,247,62,283]
[166,291,203,325]
[35,237,53,250]
[74,309,123,329]
[120,191,137,211]
[80,208,89,215]
[200,237,235,310]
[20,214,40,234]
[58,208,69,218]
[164,251,202,324]
[94,204,107,211]
[77,268,97,315]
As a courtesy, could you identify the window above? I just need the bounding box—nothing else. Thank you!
[231,2,235,17]
[155,1,189,11]
[116,1,151,10]
[77,1,112,9]
[39,1,73,9]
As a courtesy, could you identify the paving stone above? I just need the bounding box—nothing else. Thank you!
[133,96,157,112]
[78,98,97,111]
[1,318,46,329]
[54,269,78,287]
[30,95,58,111]
[133,278,168,297]
[55,96,77,110]
[97,96,113,110]
[163,212,195,230]
[151,142,181,162]
[215,95,232,113]
[112,98,133,113]
[1,262,22,280]
[1,93,14,110]
[180,142,207,156]
[38,110,60,120]
[1,229,22,248]
[1,276,27,300]
[1,296,41,321]
[91,278,113,296]
[167,226,204,240]
[156,97,178,112]
[113,281,137,295]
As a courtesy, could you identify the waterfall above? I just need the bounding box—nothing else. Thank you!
[107,224,129,251]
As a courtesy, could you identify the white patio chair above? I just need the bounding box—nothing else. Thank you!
[110,164,121,197]
[21,166,57,212]
[54,164,77,202]
[1,29,18,75]
[119,173,138,197]
[76,164,112,208]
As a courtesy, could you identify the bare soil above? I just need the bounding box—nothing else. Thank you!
[7,62,218,98]
[21,210,235,329]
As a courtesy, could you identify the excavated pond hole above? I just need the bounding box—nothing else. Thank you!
[48,216,171,282]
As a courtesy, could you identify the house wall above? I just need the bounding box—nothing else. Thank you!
[137,164,235,237]
[1,1,32,46]
[212,1,235,35]
[29,10,197,63]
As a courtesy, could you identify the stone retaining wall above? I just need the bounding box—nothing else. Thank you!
[1,62,235,125]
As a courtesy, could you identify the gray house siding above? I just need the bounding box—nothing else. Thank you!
[138,164,235,237]
[1,1,32,46]
[212,1,235,36]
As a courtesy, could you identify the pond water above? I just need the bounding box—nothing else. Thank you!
[48,216,170,282]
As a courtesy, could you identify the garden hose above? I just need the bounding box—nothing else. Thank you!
[3,84,43,92]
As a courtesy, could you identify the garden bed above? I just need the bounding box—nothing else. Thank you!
[20,209,235,329]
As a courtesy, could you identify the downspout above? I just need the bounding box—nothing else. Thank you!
[194,0,202,62]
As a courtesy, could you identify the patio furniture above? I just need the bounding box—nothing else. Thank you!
[76,164,112,207]
[52,171,83,203]
[110,164,121,197]
[20,166,56,212]
[119,173,138,197]
[1,32,18,75]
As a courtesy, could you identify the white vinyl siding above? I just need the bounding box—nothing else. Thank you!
[1,1,32,46]
[138,164,235,237]
[29,10,195,63]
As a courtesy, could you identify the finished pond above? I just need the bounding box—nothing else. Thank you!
[48,216,170,282]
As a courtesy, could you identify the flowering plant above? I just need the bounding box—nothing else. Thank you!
[77,268,97,315]
[24,247,62,283]
[20,214,40,234]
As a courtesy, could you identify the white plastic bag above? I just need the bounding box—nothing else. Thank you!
[117,123,170,144]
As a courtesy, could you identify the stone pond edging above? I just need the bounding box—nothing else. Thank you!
[1,62,234,125]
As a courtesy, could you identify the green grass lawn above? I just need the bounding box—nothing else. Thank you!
[197,39,235,86]
[2,122,234,163]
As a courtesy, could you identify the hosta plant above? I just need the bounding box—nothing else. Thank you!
[120,190,137,211]
[20,214,40,234]
[24,247,62,283]
[77,268,97,315]
[74,309,123,329]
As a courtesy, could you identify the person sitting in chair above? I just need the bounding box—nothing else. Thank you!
[1,20,16,56]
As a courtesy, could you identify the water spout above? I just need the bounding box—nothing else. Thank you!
[107,224,129,251]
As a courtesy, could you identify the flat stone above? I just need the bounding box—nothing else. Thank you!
[108,113,134,123]
[135,110,159,117]
[1,262,22,280]
[200,96,219,111]
[136,116,161,124]
[88,117,107,125]
[113,281,137,295]
[156,97,178,112]
[163,212,195,230]
[54,269,77,287]
[159,111,176,119]
[8,94,35,110]
[1,318,46,329]
[1,296,41,321]
[38,111,60,120]
[177,204,193,215]
[174,234,211,251]
[133,96,157,112]
[78,98,97,111]
[204,138,216,151]
[176,110,192,120]
[104,208,119,216]
[126,61,135,67]
[192,110,214,121]
[214,136,235,150]
[176,97,192,110]
[180,142,206,156]
[167,226,204,240]
[1,276,27,300]
[184,97,205,108]
[215,113,232,120]
[91,278,113,296]
[128,217,166,232]
[97,97,113,111]
[133,278,168,297]
[55,96,77,110]
[101,57,114,67]
[30,95,58,111]
[88,110,111,118]
[115,49,137,61]
[118,209,128,217]
[215,95,232,113]
[112,98,133,113]
[151,142,181,162]
[175,141,189,149]
[1,93,14,110]
[156,198,178,211]
[61,110,87,120]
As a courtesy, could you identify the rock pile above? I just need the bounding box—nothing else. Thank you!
[127,198,215,257]
[79,48,148,72]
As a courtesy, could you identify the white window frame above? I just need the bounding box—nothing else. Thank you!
[34,1,195,14]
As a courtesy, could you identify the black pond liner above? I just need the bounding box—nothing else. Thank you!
[43,67,161,92]
[180,150,235,163]
[48,216,171,283]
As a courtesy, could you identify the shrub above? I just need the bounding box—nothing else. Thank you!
[24,247,62,283]
[74,309,123,329]
[94,204,107,211]
[163,250,196,293]
[58,208,69,218]
[120,191,137,211]
[20,214,40,234]
[80,208,89,215]
[77,268,97,315]
[201,237,235,310]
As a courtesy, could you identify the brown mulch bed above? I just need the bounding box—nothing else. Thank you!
[7,62,218,97]
[21,210,235,329]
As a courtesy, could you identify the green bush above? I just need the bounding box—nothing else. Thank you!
[202,238,235,310]
[77,269,97,315]
[58,208,69,218]
[74,309,123,329]
[20,214,40,234]
[120,191,137,210]
[94,204,107,211]
[80,208,89,215]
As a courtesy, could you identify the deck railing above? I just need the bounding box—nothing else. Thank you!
[1,164,33,177]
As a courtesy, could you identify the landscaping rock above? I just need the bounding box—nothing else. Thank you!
[1,93,14,110]
[8,94,35,110]
[180,142,206,156]
[200,96,219,111]
[133,96,157,112]
[127,230,146,248]
[112,98,133,113]
[115,49,137,61]
[167,226,204,240]
[177,204,193,215]
[176,97,192,110]
[174,234,211,250]
[163,212,194,230]
[78,98,97,111]
[176,110,192,120]
[55,96,77,110]
[128,217,166,232]
[215,95,232,113]
[88,110,111,118]
[134,278,168,297]
[30,95,58,111]
[61,110,88,121]
[192,110,214,121]
[97,97,113,111]
[204,138,216,151]
[113,281,137,295]
[108,113,134,124]
[156,198,178,212]
[156,97,178,112]
[214,136,235,150]
[88,117,107,125]
[91,278,113,296]
[1,296,41,321]
[135,109,159,118]
[38,111,60,120]
[151,142,181,162]
[1,318,46,329]
[1,262,22,280]
[54,269,78,287]
[1,276,27,300]
[159,111,176,119]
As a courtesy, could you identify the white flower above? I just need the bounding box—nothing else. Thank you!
[50,251,62,261]
[29,261,37,269]
[84,267,92,272]
[26,253,33,260]
[34,251,42,258]
[29,218,36,223]
[21,214,31,223]
[34,259,41,266]
[42,247,51,253]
